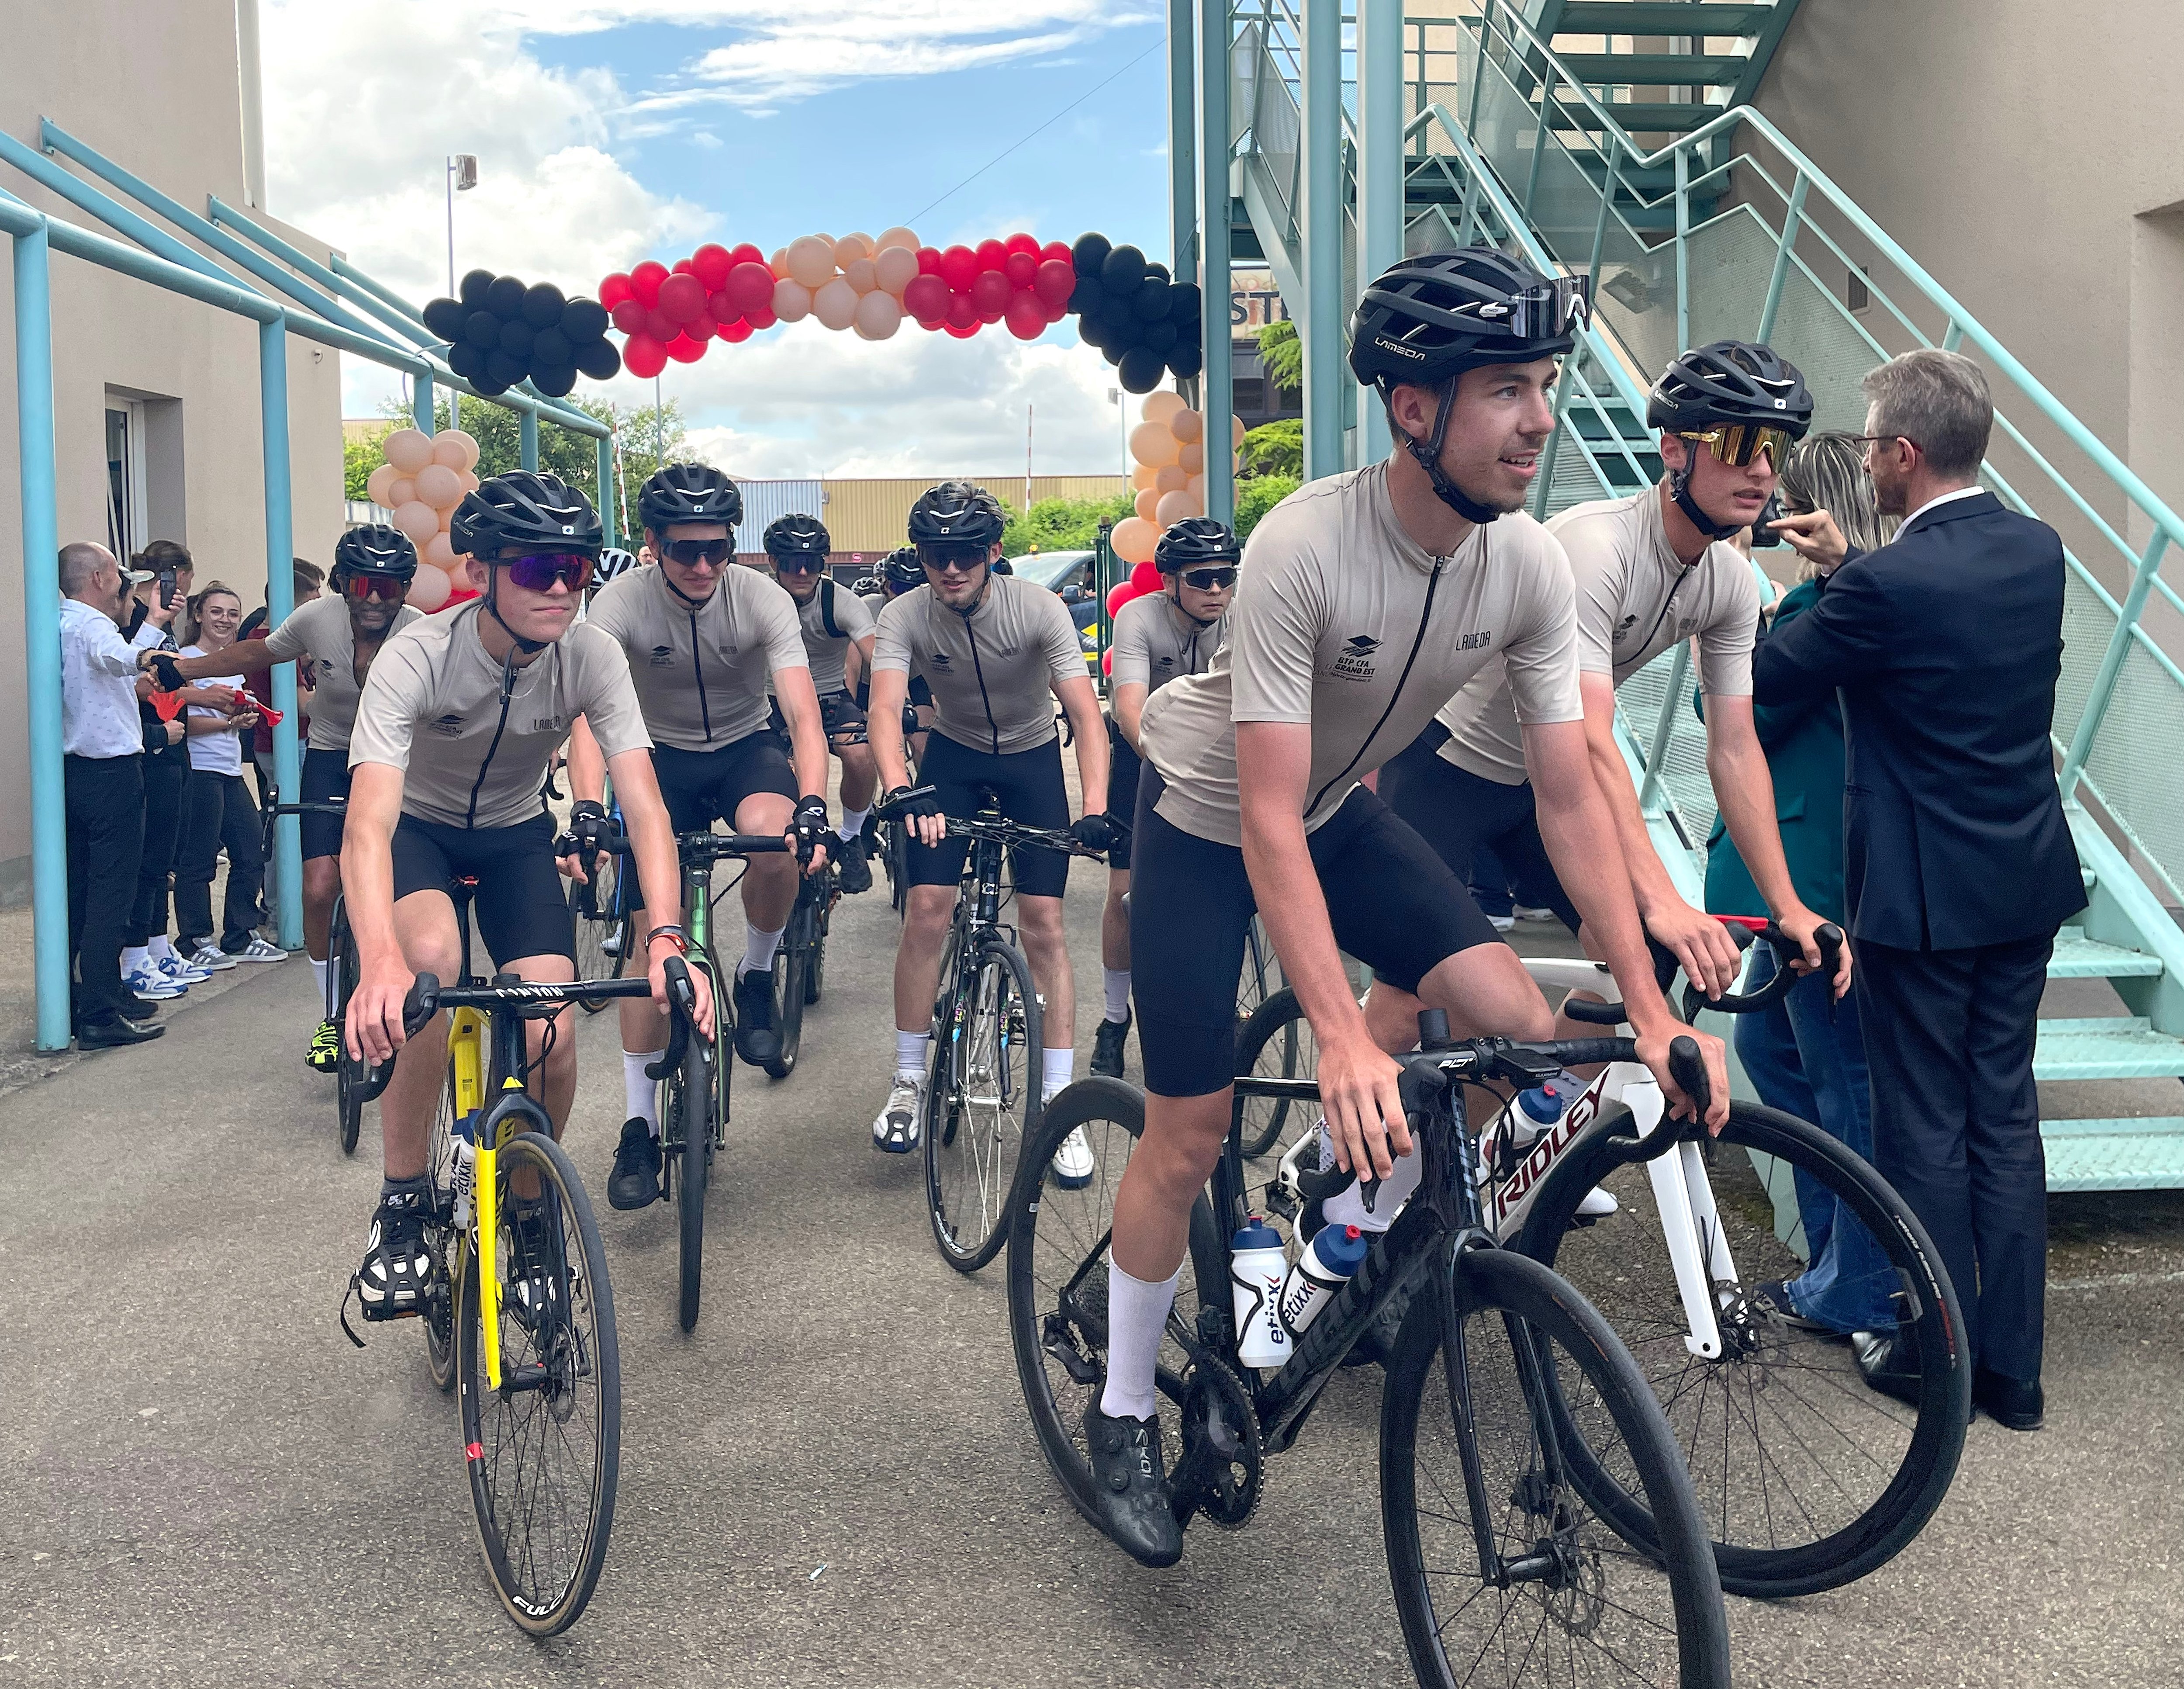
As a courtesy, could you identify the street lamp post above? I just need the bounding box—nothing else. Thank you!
[446,153,477,428]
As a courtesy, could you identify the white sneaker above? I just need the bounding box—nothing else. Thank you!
[1049,1124,1094,1189]
[186,944,239,972]
[1487,913,1516,933]
[124,966,186,1000]
[1514,904,1558,923]
[1577,1185,1620,1219]
[229,936,290,964]
[156,953,212,985]
[873,1074,923,1153]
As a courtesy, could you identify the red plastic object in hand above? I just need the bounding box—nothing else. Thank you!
[151,689,184,721]
[253,703,284,728]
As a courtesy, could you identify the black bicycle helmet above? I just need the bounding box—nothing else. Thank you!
[450,470,603,559]
[763,513,831,559]
[905,480,1006,548]
[332,523,418,581]
[881,546,925,595]
[1348,248,1590,525]
[593,546,637,586]
[989,557,1014,576]
[850,574,884,599]
[637,462,743,533]
[1154,516,1243,572]
[1647,341,1813,539]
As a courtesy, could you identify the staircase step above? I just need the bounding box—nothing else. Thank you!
[1542,100,1732,132]
[2040,1118,2184,1191]
[1555,2,1777,34]
[2049,929,2164,979]
[2035,1018,2184,1080]
[1554,52,1748,85]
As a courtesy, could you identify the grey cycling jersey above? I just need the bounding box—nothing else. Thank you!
[1110,591,1227,694]
[871,575,1085,756]
[586,562,808,752]
[348,600,650,830]
[261,594,422,752]
[790,576,876,696]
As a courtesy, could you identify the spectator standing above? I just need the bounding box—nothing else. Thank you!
[58,541,172,1047]
[173,582,286,969]
[238,559,323,932]
[1761,349,2083,1431]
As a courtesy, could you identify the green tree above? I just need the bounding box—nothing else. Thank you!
[343,423,393,500]
[1241,417,1302,480]
[1235,473,1299,541]
[1257,319,1302,395]
[1000,492,1138,558]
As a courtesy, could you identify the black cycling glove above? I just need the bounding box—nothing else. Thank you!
[793,794,831,862]
[1068,813,1117,855]
[564,800,611,857]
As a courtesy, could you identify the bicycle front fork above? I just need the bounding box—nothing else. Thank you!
[1622,1079,1741,1361]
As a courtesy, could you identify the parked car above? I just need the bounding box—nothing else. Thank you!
[1009,549,1100,636]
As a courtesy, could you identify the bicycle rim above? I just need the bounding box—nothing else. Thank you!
[766,904,808,1080]
[677,1036,712,1333]
[1233,988,1318,1163]
[1381,1247,1730,1689]
[456,1132,621,1636]
[422,1062,459,1392]
[926,939,1040,1273]
[1517,1100,1970,1599]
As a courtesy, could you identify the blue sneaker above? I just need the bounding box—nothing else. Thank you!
[156,952,212,985]
[124,965,186,1000]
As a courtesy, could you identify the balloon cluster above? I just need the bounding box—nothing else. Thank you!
[897,233,1077,340]
[1064,235,1203,395]
[363,427,482,613]
[422,270,619,398]
[1108,391,1245,566]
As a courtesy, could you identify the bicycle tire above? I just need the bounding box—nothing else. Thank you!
[803,885,828,1005]
[1381,1246,1731,1689]
[766,896,811,1080]
[676,1021,715,1333]
[1006,1078,1226,1530]
[330,900,365,1156]
[926,935,1042,1274]
[1232,987,1317,1161]
[456,1130,620,1637]
[422,1059,459,1393]
[569,859,628,1014]
[1516,1098,1970,1599]
[1235,913,1280,1023]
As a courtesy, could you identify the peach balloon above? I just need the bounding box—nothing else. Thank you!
[1141,390,1186,426]
[1154,464,1189,495]
[1169,408,1203,445]
[853,288,903,340]
[366,464,397,507]
[387,476,417,508]
[833,232,873,265]
[772,278,813,322]
[1129,421,1182,468]
[392,499,439,545]
[874,245,919,297]
[876,226,919,255]
[383,428,433,474]
[1130,461,1159,491]
[1134,488,1159,521]
[405,564,451,613]
[438,503,455,531]
[812,278,860,331]
[431,428,480,471]
[1188,473,1206,502]
[1156,488,1203,527]
[844,257,878,294]
[786,236,835,290]
[769,246,789,278]
[459,471,480,494]
[1178,441,1206,473]
[413,464,463,510]
[1109,516,1159,566]
[423,532,458,570]
[1232,415,1248,445]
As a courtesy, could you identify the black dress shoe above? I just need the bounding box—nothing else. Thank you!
[119,992,162,1023]
[1973,1366,2043,1431]
[1851,1329,1922,1407]
[77,1018,165,1049]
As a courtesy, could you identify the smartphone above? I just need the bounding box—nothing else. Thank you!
[158,566,177,609]
[1749,492,1785,547]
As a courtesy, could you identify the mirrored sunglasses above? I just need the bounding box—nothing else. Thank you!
[339,573,408,603]
[501,551,594,593]
[1677,424,1795,469]
[663,537,733,568]
[772,553,827,574]
[1177,566,1238,591]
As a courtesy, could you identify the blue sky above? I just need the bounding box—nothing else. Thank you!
[262,1,1183,477]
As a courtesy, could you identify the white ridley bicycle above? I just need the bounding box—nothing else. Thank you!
[1235,916,1971,1599]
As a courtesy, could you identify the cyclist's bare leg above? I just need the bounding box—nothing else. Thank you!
[1016,892,1073,1058]
[378,889,463,1180]
[836,738,878,813]
[894,883,954,1029]
[735,790,798,938]
[1101,867,1130,977]
[1112,1087,1232,1281]
[1362,944,1555,1052]
[302,856,341,962]
[619,892,686,1060]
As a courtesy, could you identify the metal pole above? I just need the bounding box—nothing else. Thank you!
[1358,0,1405,465]
[1169,0,1199,282]
[14,227,70,1050]
[654,376,664,468]
[259,318,303,951]
[2060,530,2173,797]
[412,370,434,436]
[1198,0,1236,524]
[1635,642,1691,814]
[446,163,460,433]
[1300,0,1342,482]
[1469,0,1497,132]
[1755,171,1808,345]
[1674,146,1691,354]
[598,433,617,550]
[521,408,539,473]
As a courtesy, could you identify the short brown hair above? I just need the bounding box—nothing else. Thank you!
[293,558,325,594]
[135,538,193,574]
[1860,349,1992,478]
[188,578,243,619]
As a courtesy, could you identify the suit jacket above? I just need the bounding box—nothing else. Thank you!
[1701,578,1847,925]
[1752,490,2083,951]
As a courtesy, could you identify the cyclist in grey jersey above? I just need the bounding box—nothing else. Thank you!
[1092,517,1236,1079]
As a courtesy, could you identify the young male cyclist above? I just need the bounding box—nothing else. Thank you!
[341,472,711,1320]
[866,481,1112,1176]
[1082,249,1728,1568]
[1380,339,1849,1008]
[568,463,832,1211]
[1092,518,1236,1079]
[762,512,881,893]
[152,524,422,1069]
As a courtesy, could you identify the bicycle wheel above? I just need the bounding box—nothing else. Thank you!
[803,883,829,1005]
[1006,1078,1225,1529]
[674,1025,716,1333]
[1382,1246,1731,1689]
[766,896,811,1080]
[1517,1099,1970,1599]
[422,1061,460,1393]
[926,935,1042,1273]
[456,1130,620,1637]
[330,901,366,1156]
[569,860,629,1014]
[1235,912,1280,1022]
[1233,987,1319,1162]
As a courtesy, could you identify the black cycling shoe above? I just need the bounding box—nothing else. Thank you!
[732,966,781,1067]
[833,831,873,894]
[508,1199,573,1340]
[1090,1012,1132,1079]
[356,1187,436,1320]
[607,1117,662,1210]
[1083,1399,1184,1568]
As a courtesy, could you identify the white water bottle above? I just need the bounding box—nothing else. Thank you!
[1230,1217,1291,1369]
[445,1113,478,1229]
[1279,1223,1369,1337]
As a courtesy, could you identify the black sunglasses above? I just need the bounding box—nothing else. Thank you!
[1177,566,1238,591]
[923,554,985,576]
[772,554,827,574]
[663,537,733,568]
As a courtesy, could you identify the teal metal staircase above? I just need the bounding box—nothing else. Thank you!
[1229,0,2184,1189]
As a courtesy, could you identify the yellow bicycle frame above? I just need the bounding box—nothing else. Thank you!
[444,1007,515,1391]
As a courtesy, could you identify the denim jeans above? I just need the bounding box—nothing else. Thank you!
[1733,944,1897,1331]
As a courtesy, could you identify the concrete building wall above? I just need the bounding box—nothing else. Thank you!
[816,475,1130,553]
[0,0,346,902]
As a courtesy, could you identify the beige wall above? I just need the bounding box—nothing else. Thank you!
[0,0,345,901]
[818,475,1129,553]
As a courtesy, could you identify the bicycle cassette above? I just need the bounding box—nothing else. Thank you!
[1170,1354,1263,1531]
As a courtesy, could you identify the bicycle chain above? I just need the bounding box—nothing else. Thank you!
[1171,1353,1264,1531]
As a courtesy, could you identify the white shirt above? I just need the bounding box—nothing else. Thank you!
[1900,484,1986,532]
[181,645,246,777]
[60,597,167,759]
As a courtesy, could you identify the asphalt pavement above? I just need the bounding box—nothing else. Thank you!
[2,862,2181,1688]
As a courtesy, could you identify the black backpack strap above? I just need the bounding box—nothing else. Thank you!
[819,576,843,641]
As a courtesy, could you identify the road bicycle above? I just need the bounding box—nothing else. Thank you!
[767,841,837,1080]
[568,789,632,1011]
[1010,1021,1732,1688]
[871,786,1105,1274]
[259,785,367,1153]
[1232,919,1971,1599]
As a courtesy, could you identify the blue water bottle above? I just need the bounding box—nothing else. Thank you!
[1230,1217,1290,1368]
[1279,1222,1369,1337]
[1517,1080,1568,1134]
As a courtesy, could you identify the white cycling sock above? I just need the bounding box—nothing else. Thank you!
[740,923,785,978]
[895,1028,931,1081]
[310,956,330,1007]
[122,945,150,976]
[150,935,180,963]
[1041,1045,1074,1101]
[1099,1262,1180,1422]
[1324,1140,1424,1233]
[1102,968,1132,1024]
[624,1050,663,1133]
[837,806,870,842]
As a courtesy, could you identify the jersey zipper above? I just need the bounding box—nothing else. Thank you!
[464,656,522,829]
[1304,552,1451,820]
[964,611,1002,756]
[687,610,714,742]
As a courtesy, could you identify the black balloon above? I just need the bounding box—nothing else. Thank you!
[464,310,500,350]
[1134,278,1170,321]
[458,268,495,308]
[1143,318,1179,355]
[472,377,511,398]
[1071,232,1112,277]
[1167,282,1203,322]
[532,363,577,398]
[1168,343,1203,381]
[574,339,622,381]
[1097,289,1136,329]
[484,348,526,388]
[532,326,571,366]
[1145,261,1170,286]
[484,275,527,319]
[1117,346,1166,394]
[560,298,609,343]
[1100,244,1146,295]
[422,296,466,340]
[1068,276,1105,319]
[498,319,536,357]
[447,340,486,380]
[521,282,566,329]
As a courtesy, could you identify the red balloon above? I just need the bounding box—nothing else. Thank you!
[1106,580,1144,617]
[1004,289,1047,341]
[623,332,668,378]
[1130,560,1162,593]
[944,294,979,331]
[938,245,979,292]
[599,272,634,310]
[1002,251,1038,290]
[657,271,707,322]
[644,307,678,343]
[729,242,765,269]
[1102,647,1114,678]
[1004,232,1040,259]
[916,246,943,277]
[974,238,1008,272]
[903,273,952,323]
[725,260,776,314]
[665,332,707,363]
[691,243,732,289]
[719,319,753,344]
[629,261,668,308]
[917,313,945,332]
[744,303,777,332]
[1033,258,1075,308]
[1040,240,1072,267]
[610,299,648,336]
[968,270,1012,318]
[944,320,981,339]
[682,313,716,343]
[671,257,694,275]
[708,291,741,327]
[1043,294,1070,324]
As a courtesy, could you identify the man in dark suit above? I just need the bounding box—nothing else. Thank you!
[1759,348,2082,1431]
